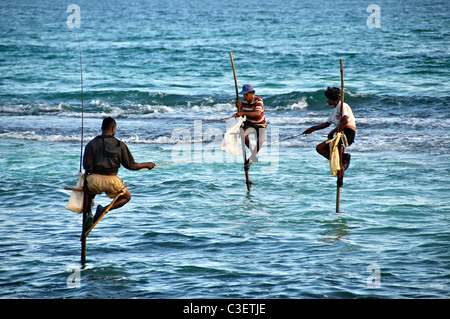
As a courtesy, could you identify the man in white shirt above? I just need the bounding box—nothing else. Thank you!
[302,87,356,170]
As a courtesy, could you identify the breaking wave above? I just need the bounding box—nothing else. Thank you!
[1,89,447,117]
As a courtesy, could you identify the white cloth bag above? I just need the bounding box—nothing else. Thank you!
[222,116,245,157]
[65,171,85,214]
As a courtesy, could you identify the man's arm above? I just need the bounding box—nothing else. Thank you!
[337,115,349,133]
[303,122,331,135]
[120,142,155,171]
[83,143,94,173]
[234,110,262,118]
[129,162,156,170]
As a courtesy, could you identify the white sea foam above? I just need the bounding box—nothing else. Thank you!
[0,131,92,143]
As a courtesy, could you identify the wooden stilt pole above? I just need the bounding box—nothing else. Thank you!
[336,146,343,213]
[336,59,345,213]
[83,193,121,237]
[78,189,121,265]
[81,232,87,264]
[230,52,252,191]
[80,183,88,265]
[75,30,87,263]
[74,157,204,264]
[240,128,253,191]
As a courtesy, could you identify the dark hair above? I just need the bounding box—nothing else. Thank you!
[101,117,116,130]
[324,87,341,101]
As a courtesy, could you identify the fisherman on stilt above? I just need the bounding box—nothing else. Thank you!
[82,117,155,229]
[232,84,267,171]
[302,87,356,178]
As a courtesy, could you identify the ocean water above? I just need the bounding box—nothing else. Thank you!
[0,0,449,300]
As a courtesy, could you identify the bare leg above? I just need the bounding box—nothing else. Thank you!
[100,189,131,215]
[316,141,330,160]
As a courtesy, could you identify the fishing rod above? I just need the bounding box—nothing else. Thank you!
[63,159,205,191]
[229,51,252,191]
[336,59,345,213]
[265,130,312,147]
[134,158,204,171]
[72,29,89,265]
[172,116,234,132]
[76,32,84,172]
[66,159,204,190]
[152,115,234,141]
[230,52,240,113]
[154,158,203,167]
[272,132,304,144]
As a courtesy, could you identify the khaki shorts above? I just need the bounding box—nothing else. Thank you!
[86,174,127,198]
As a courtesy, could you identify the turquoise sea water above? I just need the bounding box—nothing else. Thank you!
[0,0,449,299]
